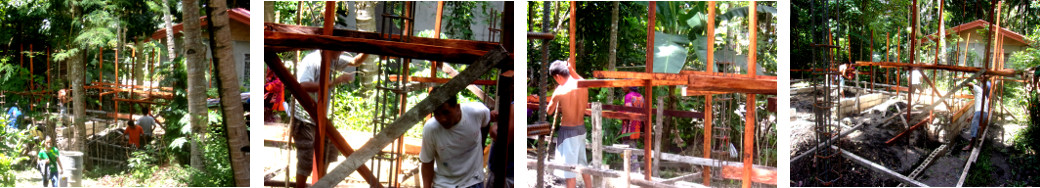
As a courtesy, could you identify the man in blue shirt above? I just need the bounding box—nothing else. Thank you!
[7,102,21,130]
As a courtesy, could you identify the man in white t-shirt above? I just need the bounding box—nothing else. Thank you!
[288,50,368,188]
[420,95,492,188]
[910,68,923,95]
[137,107,157,146]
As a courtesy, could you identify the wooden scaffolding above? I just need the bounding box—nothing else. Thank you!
[262,1,514,187]
[528,2,777,187]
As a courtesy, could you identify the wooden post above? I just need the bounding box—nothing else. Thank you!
[703,2,716,185]
[431,1,444,88]
[644,1,656,180]
[569,1,577,67]
[653,98,664,177]
[591,102,603,187]
[47,47,50,88]
[886,32,890,62]
[908,0,917,126]
[115,47,119,86]
[100,47,103,83]
[623,147,632,188]
[30,44,33,92]
[394,3,415,187]
[265,54,384,188]
[743,2,756,188]
[313,1,336,182]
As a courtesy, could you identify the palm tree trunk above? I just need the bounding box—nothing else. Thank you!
[183,0,209,170]
[71,49,86,152]
[355,2,379,95]
[204,0,249,186]
[163,0,177,61]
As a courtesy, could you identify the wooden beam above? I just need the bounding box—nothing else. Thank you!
[525,160,696,188]
[686,74,777,94]
[313,49,508,188]
[387,75,497,85]
[836,146,929,187]
[265,30,493,63]
[264,23,499,51]
[264,53,382,187]
[743,2,757,187]
[645,2,656,180]
[577,79,686,88]
[599,146,777,184]
[92,82,174,91]
[703,3,716,184]
[524,102,704,119]
[314,2,337,180]
[593,70,688,81]
[884,113,935,144]
[854,61,1016,77]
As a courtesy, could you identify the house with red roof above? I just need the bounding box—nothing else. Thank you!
[923,19,1032,69]
[149,8,251,87]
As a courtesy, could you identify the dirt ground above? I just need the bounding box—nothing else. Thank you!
[789,86,1018,187]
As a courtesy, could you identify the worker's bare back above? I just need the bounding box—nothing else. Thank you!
[549,79,589,127]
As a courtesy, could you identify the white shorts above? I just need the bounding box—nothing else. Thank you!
[553,133,587,178]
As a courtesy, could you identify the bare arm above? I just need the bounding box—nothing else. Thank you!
[421,162,434,188]
[347,53,369,67]
[546,93,559,115]
[299,71,356,92]
[56,157,64,173]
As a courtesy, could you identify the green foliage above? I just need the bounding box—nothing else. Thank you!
[180,125,234,187]
[444,2,484,40]
[966,145,994,186]
[0,154,15,187]
[153,57,192,164]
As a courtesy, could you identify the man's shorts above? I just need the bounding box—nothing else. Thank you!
[553,133,587,179]
[292,119,338,176]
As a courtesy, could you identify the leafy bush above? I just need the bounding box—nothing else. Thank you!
[0,154,15,187]
[180,125,234,187]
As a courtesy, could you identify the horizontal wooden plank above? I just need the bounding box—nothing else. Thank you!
[686,73,777,94]
[592,70,688,81]
[684,90,733,96]
[600,145,777,185]
[92,82,174,91]
[524,102,702,119]
[598,104,703,119]
[387,75,497,85]
[855,61,1017,77]
[576,79,686,88]
[265,30,493,63]
[265,23,500,51]
[680,70,778,80]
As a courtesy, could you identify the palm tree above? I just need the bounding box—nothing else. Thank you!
[204,0,249,186]
[182,0,209,170]
[355,2,379,95]
[163,0,176,61]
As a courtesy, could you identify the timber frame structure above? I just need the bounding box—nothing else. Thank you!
[528,2,777,188]
[790,0,1027,186]
[263,2,514,188]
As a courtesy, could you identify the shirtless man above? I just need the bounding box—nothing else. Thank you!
[546,60,592,188]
